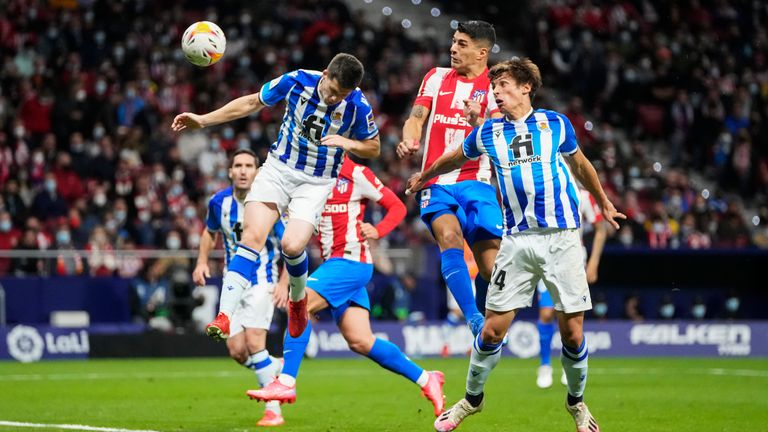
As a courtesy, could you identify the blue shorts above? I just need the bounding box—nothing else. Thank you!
[537,281,555,308]
[306,258,374,323]
[418,181,503,244]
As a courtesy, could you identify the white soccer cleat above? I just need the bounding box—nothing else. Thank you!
[434,398,483,432]
[566,401,600,432]
[536,365,553,388]
[561,369,568,386]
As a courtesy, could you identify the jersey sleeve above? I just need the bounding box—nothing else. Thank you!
[353,166,384,201]
[259,71,299,107]
[205,196,221,232]
[558,114,579,155]
[349,95,379,140]
[413,68,439,108]
[462,125,483,160]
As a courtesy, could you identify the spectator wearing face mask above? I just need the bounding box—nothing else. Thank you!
[85,225,117,277]
[0,211,21,275]
[10,229,44,276]
[658,294,677,320]
[31,173,68,221]
[52,226,84,276]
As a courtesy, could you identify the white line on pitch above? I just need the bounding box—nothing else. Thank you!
[0,420,160,432]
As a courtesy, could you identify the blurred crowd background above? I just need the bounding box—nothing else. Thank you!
[0,0,765,324]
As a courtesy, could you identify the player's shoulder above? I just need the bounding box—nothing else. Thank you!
[423,67,452,81]
[209,186,234,205]
[344,87,371,109]
[534,108,569,124]
[287,69,322,86]
[478,116,505,133]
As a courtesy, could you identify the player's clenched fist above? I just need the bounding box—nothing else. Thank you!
[405,172,425,196]
[396,138,420,159]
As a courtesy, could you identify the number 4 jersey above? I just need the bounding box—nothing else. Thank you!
[206,187,284,285]
[414,67,500,187]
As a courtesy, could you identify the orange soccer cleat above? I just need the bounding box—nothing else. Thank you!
[421,370,446,416]
[205,312,230,341]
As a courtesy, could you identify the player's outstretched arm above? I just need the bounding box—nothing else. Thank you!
[397,105,430,158]
[405,147,468,195]
[565,149,626,230]
[321,134,380,159]
[171,93,265,132]
[192,228,218,286]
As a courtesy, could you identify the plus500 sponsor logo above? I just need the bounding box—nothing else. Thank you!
[630,324,751,356]
[5,325,89,363]
[324,203,348,214]
[433,113,471,128]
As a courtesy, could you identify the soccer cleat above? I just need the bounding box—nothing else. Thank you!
[434,398,483,431]
[561,369,568,386]
[247,379,297,404]
[467,314,484,337]
[421,371,446,416]
[536,365,553,389]
[256,410,285,427]
[287,296,308,338]
[566,401,600,432]
[205,312,230,341]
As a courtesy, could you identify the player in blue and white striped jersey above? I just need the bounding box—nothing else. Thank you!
[192,149,288,426]
[173,53,380,343]
[408,58,624,432]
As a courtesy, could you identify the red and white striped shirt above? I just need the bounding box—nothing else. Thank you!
[579,188,603,234]
[414,67,500,186]
[318,158,406,263]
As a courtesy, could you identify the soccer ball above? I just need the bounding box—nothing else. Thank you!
[181,21,226,67]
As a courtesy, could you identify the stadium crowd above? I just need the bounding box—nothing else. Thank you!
[0,0,765,284]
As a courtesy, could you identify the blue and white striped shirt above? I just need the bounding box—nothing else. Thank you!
[205,187,284,284]
[463,108,581,235]
[259,69,379,178]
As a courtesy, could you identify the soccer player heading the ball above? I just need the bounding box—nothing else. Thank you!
[172,53,380,340]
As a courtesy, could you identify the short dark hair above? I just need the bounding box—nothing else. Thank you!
[488,57,543,101]
[457,20,496,48]
[326,53,364,89]
[229,148,259,168]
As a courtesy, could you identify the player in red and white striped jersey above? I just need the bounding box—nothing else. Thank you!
[248,155,446,419]
[398,20,504,336]
[316,155,403,263]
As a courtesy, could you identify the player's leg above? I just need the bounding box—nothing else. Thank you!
[210,200,280,339]
[337,304,445,416]
[468,238,500,315]
[536,282,557,389]
[542,229,599,432]
[282,177,336,337]
[247,288,328,404]
[436,234,537,432]
[429,205,484,335]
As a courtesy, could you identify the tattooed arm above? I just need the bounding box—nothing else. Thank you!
[397,105,430,159]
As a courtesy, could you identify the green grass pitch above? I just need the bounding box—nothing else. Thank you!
[1,357,766,431]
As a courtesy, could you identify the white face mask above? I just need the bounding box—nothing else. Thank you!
[659,304,675,319]
[166,237,181,250]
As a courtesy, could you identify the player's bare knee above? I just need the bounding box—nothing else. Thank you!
[240,229,266,250]
[228,346,247,363]
[437,229,464,250]
[346,337,374,355]
[280,237,305,257]
[480,326,505,345]
[560,329,584,348]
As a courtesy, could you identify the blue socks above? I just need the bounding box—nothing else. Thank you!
[538,320,555,366]
[367,338,424,383]
[474,275,489,314]
[441,248,481,320]
[282,320,312,378]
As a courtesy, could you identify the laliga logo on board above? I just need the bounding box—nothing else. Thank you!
[5,325,90,363]
[6,325,45,363]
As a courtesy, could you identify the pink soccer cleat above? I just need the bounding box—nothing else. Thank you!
[256,410,285,427]
[287,296,308,337]
[247,379,297,404]
[421,371,446,416]
[205,312,230,341]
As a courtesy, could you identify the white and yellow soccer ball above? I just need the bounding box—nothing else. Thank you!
[181,21,226,67]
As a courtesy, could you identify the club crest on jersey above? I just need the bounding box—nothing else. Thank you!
[336,178,350,194]
[331,111,343,124]
[537,121,551,133]
[471,89,487,102]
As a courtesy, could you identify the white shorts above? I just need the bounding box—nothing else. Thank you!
[246,155,336,228]
[487,228,592,314]
[229,282,276,336]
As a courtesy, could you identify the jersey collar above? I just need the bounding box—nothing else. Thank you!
[506,107,534,125]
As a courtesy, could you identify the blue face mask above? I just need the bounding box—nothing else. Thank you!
[725,297,740,313]
[593,302,608,317]
[692,304,706,319]
[0,220,11,232]
[56,231,71,245]
[45,179,57,193]
[660,304,675,319]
